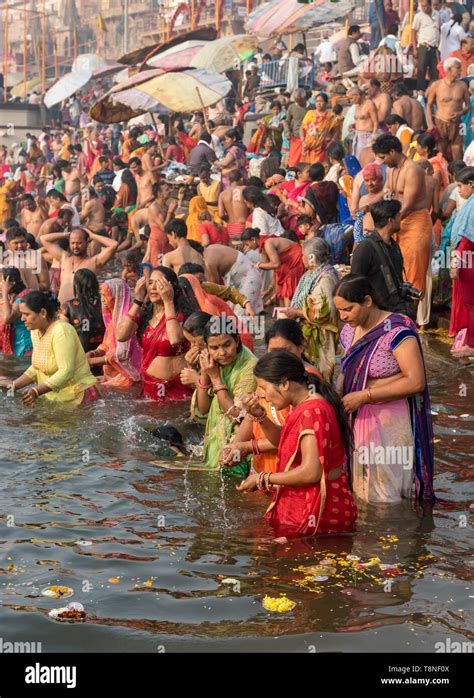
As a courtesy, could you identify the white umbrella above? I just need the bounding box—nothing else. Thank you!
[43,70,92,109]
[190,34,257,73]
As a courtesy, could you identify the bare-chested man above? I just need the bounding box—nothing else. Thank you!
[366,78,392,127]
[19,193,47,239]
[141,142,164,179]
[373,133,432,298]
[217,170,250,240]
[5,226,50,291]
[79,186,106,255]
[58,159,83,206]
[391,83,426,131]
[40,227,119,303]
[163,219,204,274]
[188,113,205,143]
[426,57,471,162]
[204,244,263,315]
[37,208,73,240]
[129,156,155,210]
[348,86,379,161]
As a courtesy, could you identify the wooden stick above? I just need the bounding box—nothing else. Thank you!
[195,87,210,132]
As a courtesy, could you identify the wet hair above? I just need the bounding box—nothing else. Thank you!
[416,132,436,156]
[203,315,242,352]
[57,208,73,221]
[242,186,274,215]
[138,266,194,340]
[165,218,187,238]
[183,311,213,336]
[178,262,205,275]
[370,199,402,228]
[110,211,128,228]
[113,157,127,169]
[333,103,343,116]
[1,267,25,296]
[22,291,59,319]
[457,166,474,184]
[188,239,204,255]
[309,163,325,182]
[283,230,299,242]
[122,168,138,198]
[6,227,27,242]
[241,227,260,241]
[333,273,382,307]
[128,157,141,167]
[386,114,408,127]
[265,318,304,347]
[254,349,353,456]
[73,269,100,311]
[25,232,39,250]
[372,134,403,155]
[150,424,187,455]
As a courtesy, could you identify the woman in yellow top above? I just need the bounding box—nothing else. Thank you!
[0,291,99,406]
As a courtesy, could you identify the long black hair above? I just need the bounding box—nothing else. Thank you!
[265,318,304,347]
[73,269,100,308]
[242,186,275,216]
[121,168,138,200]
[254,349,353,457]
[137,266,195,341]
[333,273,382,308]
[2,267,26,297]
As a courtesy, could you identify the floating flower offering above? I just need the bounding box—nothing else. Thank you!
[262,595,296,613]
[41,585,74,599]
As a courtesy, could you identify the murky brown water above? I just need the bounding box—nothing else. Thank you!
[0,333,472,652]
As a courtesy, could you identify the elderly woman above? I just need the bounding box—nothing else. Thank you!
[352,162,385,244]
[279,237,339,381]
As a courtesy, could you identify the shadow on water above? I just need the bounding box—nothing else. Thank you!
[0,337,472,651]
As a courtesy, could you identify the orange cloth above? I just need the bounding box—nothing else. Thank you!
[148,225,172,267]
[394,209,432,295]
[186,196,208,243]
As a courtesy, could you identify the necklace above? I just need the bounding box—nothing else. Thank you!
[38,320,53,339]
[71,256,87,275]
[391,156,408,196]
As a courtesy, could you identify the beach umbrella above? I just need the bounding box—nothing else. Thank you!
[89,68,232,124]
[147,34,258,73]
[43,69,92,109]
[117,27,217,67]
[245,0,356,39]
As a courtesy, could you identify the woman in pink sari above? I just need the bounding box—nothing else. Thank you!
[86,278,142,392]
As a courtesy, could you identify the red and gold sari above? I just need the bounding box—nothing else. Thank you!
[265,397,357,538]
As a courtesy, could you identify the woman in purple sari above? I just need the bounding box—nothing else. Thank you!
[333,275,435,504]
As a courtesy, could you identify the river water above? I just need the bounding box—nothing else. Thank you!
[0,334,472,652]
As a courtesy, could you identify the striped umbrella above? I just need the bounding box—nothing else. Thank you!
[245,0,356,39]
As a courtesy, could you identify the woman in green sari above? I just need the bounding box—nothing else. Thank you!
[192,315,257,477]
[279,237,339,381]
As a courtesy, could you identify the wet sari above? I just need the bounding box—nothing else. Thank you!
[341,313,435,503]
[98,279,143,391]
[265,397,357,538]
[0,288,32,357]
[192,344,257,477]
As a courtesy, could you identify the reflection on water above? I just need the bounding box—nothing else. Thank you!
[0,338,472,652]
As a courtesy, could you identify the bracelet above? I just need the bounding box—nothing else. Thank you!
[197,378,211,390]
[251,438,261,456]
[256,471,265,491]
[264,472,273,490]
[165,316,177,322]
[366,389,372,404]
[214,385,228,395]
[133,298,144,307]
[126,311,140,323]
[31,387,39,399]
[248,411,266,423]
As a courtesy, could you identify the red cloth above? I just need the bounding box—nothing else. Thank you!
[165,144,185,163]
[265,398,357,538]
[148,225,172,267]
[288,137,303,167]
[199,221,229,245]
[449,280,469,337]
[227,221,246,240]
[274,242,304,300]
[140,313,191,401]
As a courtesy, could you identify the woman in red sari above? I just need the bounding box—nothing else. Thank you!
[116,266,195,401]
[237,350,357,540]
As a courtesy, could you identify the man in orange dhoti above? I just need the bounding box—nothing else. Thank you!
[395,209,432,295]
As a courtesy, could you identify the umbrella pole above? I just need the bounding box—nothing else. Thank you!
[150,112,165,159]
[195,87,210,132]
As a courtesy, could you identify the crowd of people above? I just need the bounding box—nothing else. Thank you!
[1,2,472,540]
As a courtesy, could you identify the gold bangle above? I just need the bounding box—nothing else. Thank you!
[31,387,39,399]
